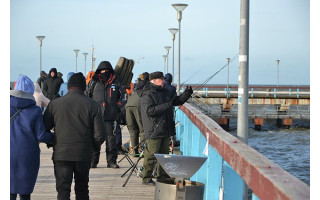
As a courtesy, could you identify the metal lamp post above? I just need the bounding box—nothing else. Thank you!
[164,46,171,74]
[90,46,96,71]
[276,59,280,88]
[169,28,179,84]
[83,52,88,76]
[73,49,80,72]
[226,58,231,98]
[172,3,188,95]
[36,36,45,73]
[162,55,167,73]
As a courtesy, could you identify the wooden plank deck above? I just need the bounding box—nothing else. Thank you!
[32,126,155,200]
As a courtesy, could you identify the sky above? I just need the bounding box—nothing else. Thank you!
[9,0,310,86]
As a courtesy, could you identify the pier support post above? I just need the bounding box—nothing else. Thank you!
[276,118,282,128]
[218,117,229,131]
[254,117,264,131]
[283,117,293,129]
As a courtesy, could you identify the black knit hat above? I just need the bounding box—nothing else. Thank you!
[67,72,86,90]
[149,71,164,80]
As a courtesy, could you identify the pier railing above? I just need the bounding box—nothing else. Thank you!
[175,103,310,200]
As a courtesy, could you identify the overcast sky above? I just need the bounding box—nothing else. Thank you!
[8,0,310,86]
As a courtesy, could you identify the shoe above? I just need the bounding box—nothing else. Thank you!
[90,163,97,168]
[142,179,155,186]
[107,163,119,168]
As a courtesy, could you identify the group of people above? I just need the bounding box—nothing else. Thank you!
[10,60,193,199]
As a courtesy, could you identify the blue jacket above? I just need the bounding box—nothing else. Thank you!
[58,72,74,96]
[10,90,53,194]
[164,73,177,100]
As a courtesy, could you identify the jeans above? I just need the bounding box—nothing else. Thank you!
[53,160,91,200]
[10,194,30,200]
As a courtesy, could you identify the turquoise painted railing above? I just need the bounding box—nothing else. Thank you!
[175,103,309,200]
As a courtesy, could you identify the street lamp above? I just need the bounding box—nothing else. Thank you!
[73,49,80,72]
[164,46,171,74]
[226,58,231,98]
[36,36,45,73]
[172,3,188,94]
[169,28,179,84]
[276,59,280,88]
[162,55,167,73]
[83,52,88,76]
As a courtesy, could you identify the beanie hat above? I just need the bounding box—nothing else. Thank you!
[40,71,46,76]
[67,72,86,90]
[14,75,35,94]
[149,71,164,81]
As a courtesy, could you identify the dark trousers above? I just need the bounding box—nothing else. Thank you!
[115,123,122,151]
[10,194,30,200]
[142,137,170,183]
[91,121,118,165]
[53,160,91,200]
[126,107,145,152]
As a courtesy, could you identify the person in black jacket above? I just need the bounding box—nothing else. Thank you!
[164,73,177,100]
[43,68,64,100]
[43,72,106,200]
[86,61,126,168]
[140,71,193,186]
[37,71,47,91]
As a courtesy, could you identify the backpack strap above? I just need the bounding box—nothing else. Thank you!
[87,80,97,98]
[10,109,23,123]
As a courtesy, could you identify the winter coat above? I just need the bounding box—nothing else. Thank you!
[43,68,64,100]
[164,73,177,100]
[37,76,46,91]
[10,90,53,194]
[58,72,74,96]
[140,83,175,139]
[86,65,126,121]
[43,89,106,161]
[33,82,50,108]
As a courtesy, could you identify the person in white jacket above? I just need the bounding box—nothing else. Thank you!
[33,82,50,108]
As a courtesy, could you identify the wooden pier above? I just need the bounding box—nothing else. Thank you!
[32,126,154,200]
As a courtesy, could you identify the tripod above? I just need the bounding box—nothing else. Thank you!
[122,146,145,187]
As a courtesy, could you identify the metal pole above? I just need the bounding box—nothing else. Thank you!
[237,0,250,199]
[172,38,175,84]
[40,44,42,73]
[83,53,88,76]
[167,53,169,74]
[177,13,181,95]
[276,60,280,88]
[163,55,167,73]
[227,58,230,98]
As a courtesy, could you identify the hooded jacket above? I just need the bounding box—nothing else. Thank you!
[33,82,50,107]
[140,83,175,139]
[10,89,53,194]
[86,61,126,121]
[58,72,74,96]
[43,68,64,100]
[164,73,177,100]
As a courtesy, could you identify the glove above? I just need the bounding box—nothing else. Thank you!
[170,96,181,106]
[178,86,193,105]
[46,143,53,148]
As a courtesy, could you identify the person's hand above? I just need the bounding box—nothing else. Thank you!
[178,86,193,105]
[185,86,193,95]
[46,143,53,148]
